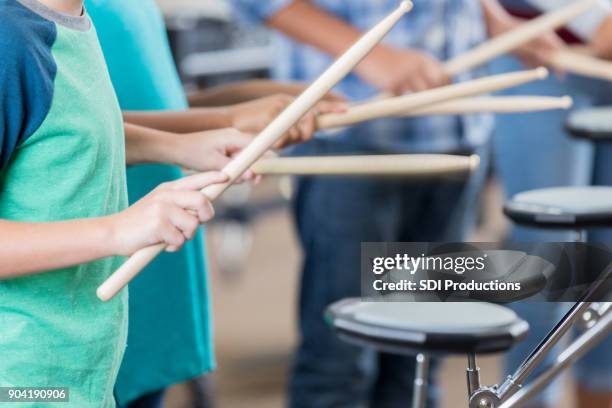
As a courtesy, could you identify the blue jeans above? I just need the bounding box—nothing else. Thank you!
[288,140,489,408]
[492,56,612,406]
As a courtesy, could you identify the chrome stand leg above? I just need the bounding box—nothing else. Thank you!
[412,353,429,408]
[467,353,500,408]
[499,309,612,408]
[498,299,591,400]
[580,302,612,330]
[498,261,611,402]
[466,353,481,398]
[498,261,611,401]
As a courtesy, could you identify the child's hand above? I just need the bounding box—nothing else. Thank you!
[513,32,565,70]
[106,172,228,254]
[358,46,449,95]
[168,128,260,182]
[228,94,347,148]
[487,14,565,70]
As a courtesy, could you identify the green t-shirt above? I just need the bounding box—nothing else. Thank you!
[85,0,216,405]
[0,1,128,407]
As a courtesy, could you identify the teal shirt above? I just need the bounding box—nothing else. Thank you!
[0,1,127,406]
[85,1,215,404]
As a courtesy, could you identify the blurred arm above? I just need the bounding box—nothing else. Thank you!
[123,109,231,134]
[188,80,318,107]
[265,1,365,59]
[525,0,612,41]
[259,1,449,93]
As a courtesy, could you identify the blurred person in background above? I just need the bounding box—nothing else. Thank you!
[86,1,340,407]
[87,2,215,406]
[229,1,559,406]
[491,1,612,407]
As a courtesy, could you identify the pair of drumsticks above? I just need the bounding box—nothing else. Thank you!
[98,0,610,301]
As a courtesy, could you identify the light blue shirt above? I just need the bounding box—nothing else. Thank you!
[231,0,494,153]
[86,0,215,405]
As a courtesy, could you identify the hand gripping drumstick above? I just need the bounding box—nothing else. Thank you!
[443,0,597,76]
[372,0,596,100]
[551,50,612,82]
[251,154,480,177]
[403,95,573,116]
[317,67,549,129]
[97,1,413,302]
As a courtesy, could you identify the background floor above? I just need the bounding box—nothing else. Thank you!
[162,179,575,408]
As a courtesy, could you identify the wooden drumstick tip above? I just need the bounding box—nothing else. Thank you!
[560,96,574,109]
[399,1,413,12]
[96,286,112,302]
[535,67,549,79]
[469,155,481,172]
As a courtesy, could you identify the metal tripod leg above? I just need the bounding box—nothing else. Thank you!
[499,309,612,408]
[498,263,611,401]
[412,353,429,408]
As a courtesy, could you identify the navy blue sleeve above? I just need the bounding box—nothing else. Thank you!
[0,0,56,170]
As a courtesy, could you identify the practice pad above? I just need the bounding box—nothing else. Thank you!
[326,299,528,355]
[504,186,612,228]
[357,302,517,332]
[566,106,612,141]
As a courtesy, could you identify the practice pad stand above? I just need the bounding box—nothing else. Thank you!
[412,354,430,408]
[464,229,611,408]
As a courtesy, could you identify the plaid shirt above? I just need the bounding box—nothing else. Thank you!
[230,0,493,153]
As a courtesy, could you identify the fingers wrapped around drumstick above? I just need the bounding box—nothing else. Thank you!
[443,0,597,76]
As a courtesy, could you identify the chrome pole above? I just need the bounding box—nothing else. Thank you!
[466,353,481,397]
[499,309,611,408]
[412,353,430,408]
[498,264,611,401]
[497,300,591,400]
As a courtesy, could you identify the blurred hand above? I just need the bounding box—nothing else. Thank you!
[228,94,347,148]
[358,45,450,95]
[489,15,565,69]
[592,16,612,60]
[108,172,227,254]
[515,32,565,70]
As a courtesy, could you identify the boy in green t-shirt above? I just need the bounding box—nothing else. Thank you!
[0,0,233,406]
[0,0,329,406]
[0,1,328,405]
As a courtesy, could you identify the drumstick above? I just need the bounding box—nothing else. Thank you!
[403,96,573,116]
[551,50,612,82]
[317,67,549,129]
[251,154,480,176]
[97,1,413,302]
[444,0,596,76]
